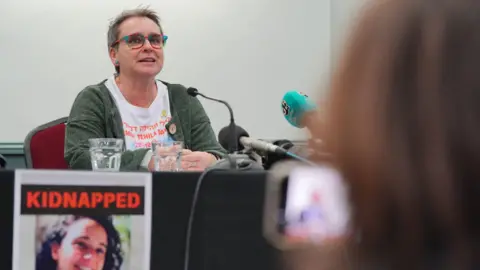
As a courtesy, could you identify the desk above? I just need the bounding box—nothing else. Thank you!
[0,170,280,270]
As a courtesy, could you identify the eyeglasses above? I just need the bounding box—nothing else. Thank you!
[111,33,168,49]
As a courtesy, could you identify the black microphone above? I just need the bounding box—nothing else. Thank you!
[263,140,313,169]
[219,125,288,156]
[218,126,315,167]
[218,125,249,151]
[186,88,237,153]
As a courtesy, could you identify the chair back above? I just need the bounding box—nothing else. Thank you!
[24,117,69,169]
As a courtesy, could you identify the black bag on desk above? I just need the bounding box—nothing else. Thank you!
[0,154,6,169]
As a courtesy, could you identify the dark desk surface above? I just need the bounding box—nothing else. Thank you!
[0,170,280,270]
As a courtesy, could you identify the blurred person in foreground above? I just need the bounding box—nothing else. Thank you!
[64,7,226,172]
[288,0,480,269]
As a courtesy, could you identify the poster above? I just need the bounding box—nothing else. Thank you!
[12,170,152,270]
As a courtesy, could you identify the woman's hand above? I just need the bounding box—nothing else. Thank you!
[181,150,217,171]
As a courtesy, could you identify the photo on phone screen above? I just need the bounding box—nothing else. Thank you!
[281,166,351,244]
[264,161,352,249]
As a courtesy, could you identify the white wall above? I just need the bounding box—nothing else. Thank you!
[0,0,363,143]
[330,0,366,70]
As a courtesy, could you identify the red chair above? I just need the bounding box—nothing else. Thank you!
[24,117,69,169]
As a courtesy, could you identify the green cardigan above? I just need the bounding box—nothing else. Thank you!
[64,79,227,171]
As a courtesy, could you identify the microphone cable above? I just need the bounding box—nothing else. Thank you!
[285,151,317,166]
[182,154,261,270]
[182,167,220,270]
[182,154,314,270]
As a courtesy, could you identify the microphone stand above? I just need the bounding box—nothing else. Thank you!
[182,88,264,270]
[187,89,237,153]
[187,88,263,170]
[203,96,236,154]
[238,147,264,166]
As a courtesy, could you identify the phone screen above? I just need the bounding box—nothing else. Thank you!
[280,166,351,244]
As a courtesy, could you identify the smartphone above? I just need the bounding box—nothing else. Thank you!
[263,160,351,250]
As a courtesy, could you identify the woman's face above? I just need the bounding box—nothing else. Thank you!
[51,218,107,270]
[110,16,165,77]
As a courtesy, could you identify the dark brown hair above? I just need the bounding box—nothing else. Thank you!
[313,0,480,269]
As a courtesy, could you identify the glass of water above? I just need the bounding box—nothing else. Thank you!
[151,141,184,171]
[88,138,123,172]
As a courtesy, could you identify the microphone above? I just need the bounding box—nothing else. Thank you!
[187,87,262,170]
[218,125,249,151]
[186,88,237,153]
[218,125,286,155]
[281,90,317,128]
[263,139,315,169]
[281,90,331,162]
[218,126,316,166]
[239,137,288,156]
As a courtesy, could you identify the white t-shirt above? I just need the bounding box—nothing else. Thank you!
[105,76,175,151]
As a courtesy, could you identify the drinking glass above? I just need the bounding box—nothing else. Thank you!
[89,138,123,172]
[151,141,184,171]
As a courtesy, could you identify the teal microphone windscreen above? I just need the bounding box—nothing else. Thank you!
[282,91,317,128]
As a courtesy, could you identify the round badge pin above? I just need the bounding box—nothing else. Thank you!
[169,123,177,134]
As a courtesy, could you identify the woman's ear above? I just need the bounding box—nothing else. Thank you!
[51,243,60,260]
[109,47,118,66]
